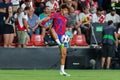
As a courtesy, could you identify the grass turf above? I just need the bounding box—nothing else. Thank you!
[0,70,120,80]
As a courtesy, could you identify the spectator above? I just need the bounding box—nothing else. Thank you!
[46,0,59,12]
[92,8,105,23]
[102,0,111,11]
[72,0,78,10]
[66,7,81,34]
[61,0,78,10]
[34,2,45,16]
[78,0,86,11]
[11,0,20,12]
[86,0,98,13]
[76,7,92,44]
[20,0,25,6]
[16,7,30,48]
[3,6,16,48]
[39,6,53,38]
[21,0,32,10]
[101,20,118,69]
[105,8,120,23]
[115,0,120,15]
[28,7,40,38]
[0,0,13,34]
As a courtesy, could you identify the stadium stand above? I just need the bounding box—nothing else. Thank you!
[31,34,46,46]
[70,34,88,46]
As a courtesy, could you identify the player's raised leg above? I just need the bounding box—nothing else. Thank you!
[50,28,61,46]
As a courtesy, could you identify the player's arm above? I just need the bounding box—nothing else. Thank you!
[42,17,51,23]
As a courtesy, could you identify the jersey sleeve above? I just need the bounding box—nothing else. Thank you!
[50,12,58,19]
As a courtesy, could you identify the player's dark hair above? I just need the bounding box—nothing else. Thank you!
[60,4,69,10]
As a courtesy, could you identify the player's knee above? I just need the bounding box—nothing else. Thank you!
[61,53,66,58]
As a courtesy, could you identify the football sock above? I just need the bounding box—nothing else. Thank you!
[60,65,65,73]
[55,39,61,45]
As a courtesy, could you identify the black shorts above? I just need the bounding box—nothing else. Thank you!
[102,44,114,57]
[4,24,14,34]
[0,22,5,34]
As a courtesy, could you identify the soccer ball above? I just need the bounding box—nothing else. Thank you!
[61,34,70,43]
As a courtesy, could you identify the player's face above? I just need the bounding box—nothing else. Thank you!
[62,8,69,15]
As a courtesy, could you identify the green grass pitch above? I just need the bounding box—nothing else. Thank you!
[0,70,120,80]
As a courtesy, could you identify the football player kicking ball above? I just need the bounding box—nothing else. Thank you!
[42,4,70,76]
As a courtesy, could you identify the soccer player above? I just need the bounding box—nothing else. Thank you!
[42,4,70,76]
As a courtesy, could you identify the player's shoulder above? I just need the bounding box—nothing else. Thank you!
[51,12,60,17]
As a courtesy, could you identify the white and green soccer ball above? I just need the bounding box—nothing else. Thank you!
[61,34,70,43]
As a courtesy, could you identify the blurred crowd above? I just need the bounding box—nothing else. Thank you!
[0,0,120,48]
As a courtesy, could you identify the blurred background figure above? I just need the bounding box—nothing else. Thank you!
[28,7,40,38]
[11,0,20,13]
[3,6,16,48]
[16,7,30,48]
[92,7,105,23]
[21,0,33,10]
[46,0,59,12]
[105,8,120,24]
[0,0,13,35]
[101,20,118,69]
[39,6,53,38]
[86,0,98,13]
[76,7,92,44]
[66,7,79,34]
